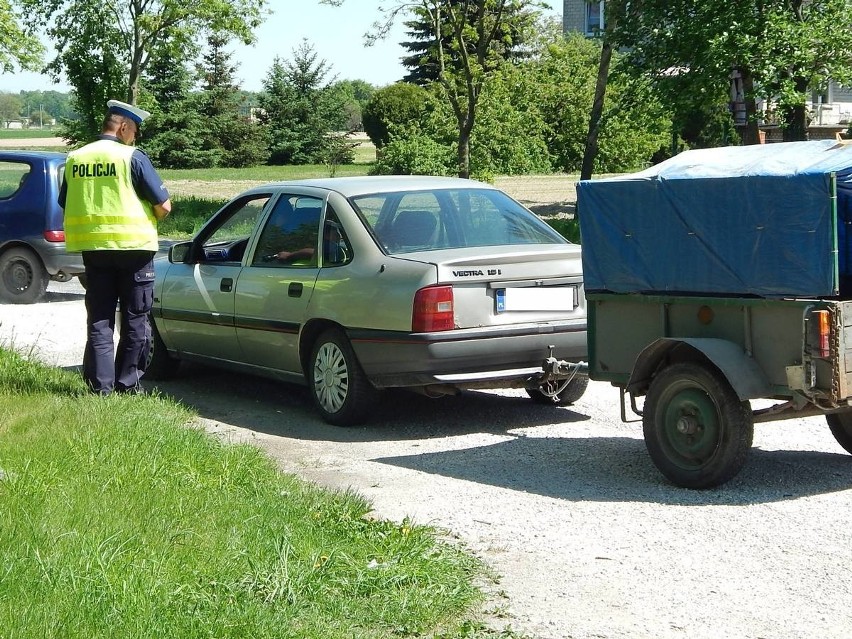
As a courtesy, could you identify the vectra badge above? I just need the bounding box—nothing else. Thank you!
[452,268,502,277]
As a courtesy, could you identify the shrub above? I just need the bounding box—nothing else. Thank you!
[362,83,430,149]
[371,133,456,176]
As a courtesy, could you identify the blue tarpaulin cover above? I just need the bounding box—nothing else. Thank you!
[577,140,852,297]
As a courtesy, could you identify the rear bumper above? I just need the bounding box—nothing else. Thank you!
[349,320,587,388]
[30,237,85,278]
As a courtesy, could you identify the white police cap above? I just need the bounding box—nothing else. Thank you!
[106,99,150,125]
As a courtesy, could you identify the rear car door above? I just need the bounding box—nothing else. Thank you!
[234,193,324,374]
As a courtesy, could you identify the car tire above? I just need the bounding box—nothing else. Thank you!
[144,315,180,380]
[309,328,377,426]
[643,362,753,489]
[526,375,589,406]
[0,247,48,304]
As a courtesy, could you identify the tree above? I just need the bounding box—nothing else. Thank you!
[610,0,852,143]
[49,2,125,144]
[28,109,51,127]
[0,0,44,73]
[141,38,215,168]
[21,0,267,106]
[362,82,430,148]
[399,2,534,86]
[330,79,376,131]
[325,0,547,178]
[527,32,670,174]
[751,0,852,141]
[0,92,23,124]
[193,32,267,168]
[18,90,74,121]
[414,0,546,178]
[259,40,351,165]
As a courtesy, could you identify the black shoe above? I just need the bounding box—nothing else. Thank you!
[115,384,146,396]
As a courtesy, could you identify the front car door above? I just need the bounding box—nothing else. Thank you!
[157,193,272,363]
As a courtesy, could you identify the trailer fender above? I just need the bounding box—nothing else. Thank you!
[627,337,772,400]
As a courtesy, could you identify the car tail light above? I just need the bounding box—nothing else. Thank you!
[412,285,454,332]
[44,230,65,242]
[814,309,831,358]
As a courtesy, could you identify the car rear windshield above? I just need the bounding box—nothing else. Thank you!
[351,188,567,254]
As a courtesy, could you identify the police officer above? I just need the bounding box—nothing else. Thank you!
[59,99,172,395]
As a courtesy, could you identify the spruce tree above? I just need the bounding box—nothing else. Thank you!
[400,1,537,87]
[259,40,352,165]
[194,32,267,168]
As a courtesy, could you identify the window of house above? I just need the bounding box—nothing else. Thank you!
[586,1,604,34]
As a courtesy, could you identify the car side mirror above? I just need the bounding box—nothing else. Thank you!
[168,241,192,264]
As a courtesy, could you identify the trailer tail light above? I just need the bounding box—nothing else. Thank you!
[44,230,65,242]
[413,285,454,332]
[814,309,831,358]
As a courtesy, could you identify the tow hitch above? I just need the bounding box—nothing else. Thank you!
[535,345,589,400]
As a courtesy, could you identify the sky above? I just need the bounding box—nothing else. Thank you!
[0,1,562,94]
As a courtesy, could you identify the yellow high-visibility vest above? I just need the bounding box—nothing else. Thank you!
[64,139,158,251]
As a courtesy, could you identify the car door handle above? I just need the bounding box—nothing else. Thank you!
[220,278,233,292]
[288,282,303,297]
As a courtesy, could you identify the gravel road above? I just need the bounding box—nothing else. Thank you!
[3,279,852,639]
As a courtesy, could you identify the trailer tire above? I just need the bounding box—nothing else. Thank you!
[643,362,753,489]
[826,412,852,455]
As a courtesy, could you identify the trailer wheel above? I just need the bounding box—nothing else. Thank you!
[643,362,753,489]
[826,412,852,455]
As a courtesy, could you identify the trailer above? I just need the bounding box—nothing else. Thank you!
[577,140,852,488]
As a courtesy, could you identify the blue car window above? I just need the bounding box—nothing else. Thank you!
[0,161,31,199]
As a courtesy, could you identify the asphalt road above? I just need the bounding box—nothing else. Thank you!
[3,280,852,638]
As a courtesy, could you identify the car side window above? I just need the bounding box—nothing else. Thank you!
[252,195,323,268]
[322,205,352,266]
[0,161,32,199]
[199,194,271,263]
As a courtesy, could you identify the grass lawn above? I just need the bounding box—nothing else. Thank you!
[0,128,60,139]
[0,349,512,639]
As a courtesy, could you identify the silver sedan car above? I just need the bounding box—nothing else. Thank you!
[147,176,587,425]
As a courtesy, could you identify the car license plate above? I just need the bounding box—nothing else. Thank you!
[496,287,575,313]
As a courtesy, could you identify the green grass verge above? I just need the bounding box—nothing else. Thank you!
[0,349,502,639]
[0,128,60,139]
[160,196,226,237]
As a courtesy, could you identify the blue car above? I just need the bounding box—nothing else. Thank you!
[0,150,84,303]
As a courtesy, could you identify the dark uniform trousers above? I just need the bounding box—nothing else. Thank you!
[82,249,155,394]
